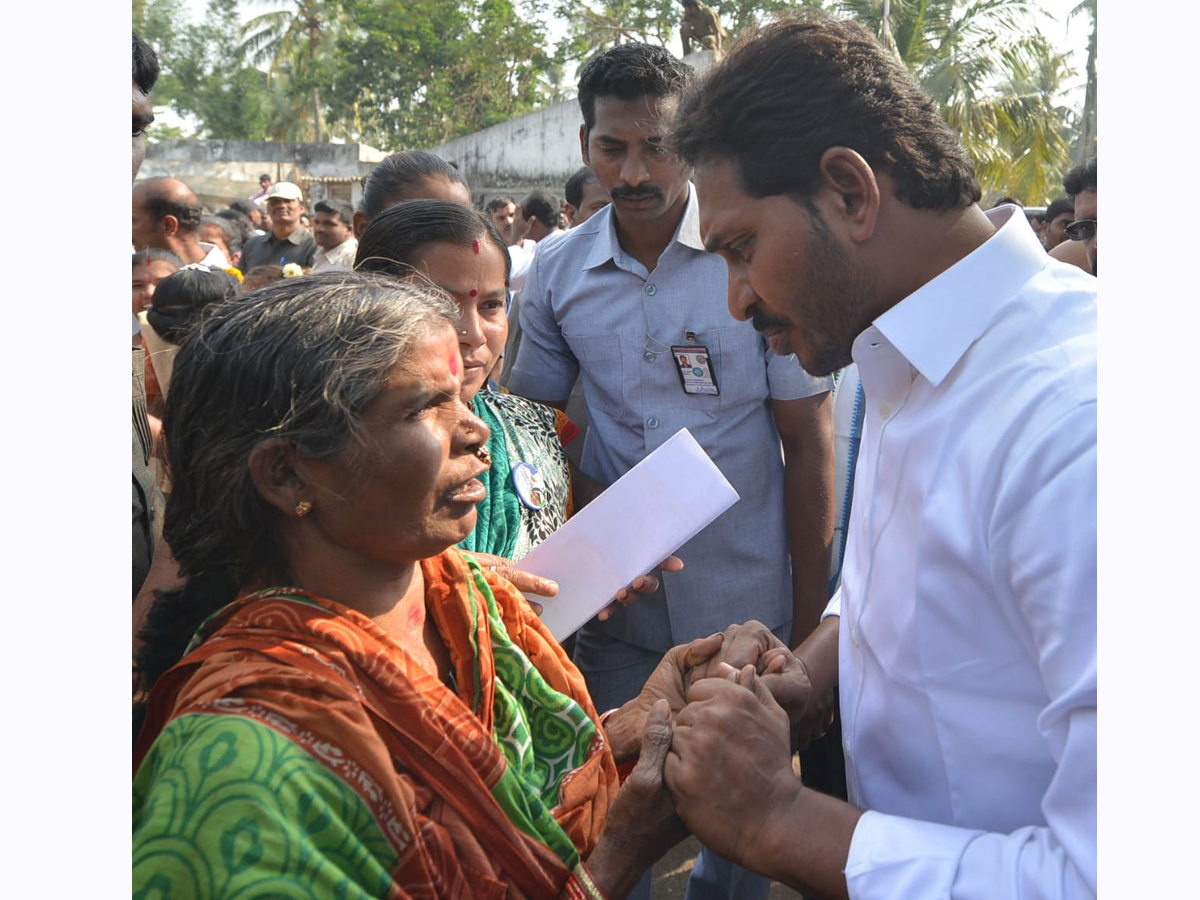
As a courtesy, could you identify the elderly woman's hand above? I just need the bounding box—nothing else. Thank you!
[585,700,689,899]
[596,555,684,622]
[470,552,559,614]
[602,632,724,762]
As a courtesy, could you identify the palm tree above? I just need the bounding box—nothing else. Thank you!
[241,0,345,143]
[833,0,1076,202]
[1069,0,1096,164]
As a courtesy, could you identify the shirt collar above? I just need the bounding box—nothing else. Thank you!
[583,182,705,270]
[867,205,1050,387]
[271,226,309,246]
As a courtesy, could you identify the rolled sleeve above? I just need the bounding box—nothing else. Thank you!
[507,250,579,402]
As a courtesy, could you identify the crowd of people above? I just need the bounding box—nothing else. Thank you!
[132,6,1097,900]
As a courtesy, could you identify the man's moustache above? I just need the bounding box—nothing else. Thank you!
[751,308,792,333]
[611,187,663,200]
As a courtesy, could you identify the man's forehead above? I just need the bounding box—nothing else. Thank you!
[592,94,676,134]
[1074,189,1097,216]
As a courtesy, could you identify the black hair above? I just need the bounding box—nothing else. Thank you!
[132,248,184,271]
[564,167,599,209]
[360,151,471,222]
[578,42,694,136]
[215,209,255,247]
[672,9,981,211]
[133,272,459,728]
[1062,157,1097,197]
[485,196,515,214]
[141,181,204,233]
[145,266,241,344]
[228,199,259,220]
[133,31,159,95]
[355,199,511,289]
[1044,196,1075,223]
[314,198,355,226]
[259,173,272,182]
[520,191,558,229]
[992,196,1022,208]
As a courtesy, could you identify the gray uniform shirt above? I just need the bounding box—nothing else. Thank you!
[508,185,832,649]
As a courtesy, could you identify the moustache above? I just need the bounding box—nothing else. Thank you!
[751,306,793,333]
[611,186,663,201]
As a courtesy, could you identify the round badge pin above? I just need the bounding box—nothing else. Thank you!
[511,461,546,510]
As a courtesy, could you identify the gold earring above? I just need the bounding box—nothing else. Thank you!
[294,500,313,517]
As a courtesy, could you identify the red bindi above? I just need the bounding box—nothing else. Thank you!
[472,240,480,254]
[469,289,478,297]
[448,350,458,375]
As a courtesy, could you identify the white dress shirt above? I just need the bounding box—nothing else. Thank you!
[312,237,358,271]
[507,238,537,292]
[826,206,1096,899]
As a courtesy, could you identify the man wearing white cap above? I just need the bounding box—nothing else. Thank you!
[238,181,317,271]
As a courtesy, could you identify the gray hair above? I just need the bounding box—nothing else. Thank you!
[136,271,459,693]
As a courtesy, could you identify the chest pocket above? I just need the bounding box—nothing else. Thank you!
[682,326,768,413]
[572,336,625,417]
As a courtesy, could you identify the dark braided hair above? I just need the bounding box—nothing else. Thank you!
[145,265,241,345]
[354,198,511,288]
[133,271,459,731]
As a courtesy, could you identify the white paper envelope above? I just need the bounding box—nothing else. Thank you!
[517,427,740,640]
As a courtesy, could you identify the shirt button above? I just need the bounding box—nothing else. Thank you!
[645,283,657,296]
[644,350,656,362]
[879,403,892,418]
[647,417,659,429]
[850,627,860,649]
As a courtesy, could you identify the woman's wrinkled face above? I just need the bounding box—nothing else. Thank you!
[299,326,493,565]
[132,260,178,315]
[405,237,508,402]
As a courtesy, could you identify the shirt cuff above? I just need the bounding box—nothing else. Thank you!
[822,587,842,620]
[845,810,982,900]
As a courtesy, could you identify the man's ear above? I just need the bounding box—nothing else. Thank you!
[247,438,310,518]
[816,147,881,245]
[352,209,369,240]
[579,124,590,166]
[160,214,180,238]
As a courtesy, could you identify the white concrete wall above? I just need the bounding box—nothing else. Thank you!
[140,139,388,209]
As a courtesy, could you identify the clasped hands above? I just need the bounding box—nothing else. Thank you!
[594,621,836,890]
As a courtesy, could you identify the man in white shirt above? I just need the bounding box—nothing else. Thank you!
[310,198,358,271]
[663,11,1096,900]
[507,190,565,291]
[132,177,229,268]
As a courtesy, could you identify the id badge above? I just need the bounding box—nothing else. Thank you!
[671,344,719,395]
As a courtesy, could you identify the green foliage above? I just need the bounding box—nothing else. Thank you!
[136,0,282,141]
[133,0,1088,189]
[331,0,555,149]
[830,0,1077,203]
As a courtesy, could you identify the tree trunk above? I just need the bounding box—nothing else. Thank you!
[312,85,322,143]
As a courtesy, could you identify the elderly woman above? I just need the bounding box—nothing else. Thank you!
[132,272,716,899]
[356,200,572,561]
[355,201,676,610]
